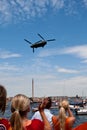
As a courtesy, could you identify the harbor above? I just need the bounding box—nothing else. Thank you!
[7,78,87,116]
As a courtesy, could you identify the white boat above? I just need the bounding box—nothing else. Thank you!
[32,107,38,112]
[75,107,87,115]
[69,105,75,110]
[69,105,80,110]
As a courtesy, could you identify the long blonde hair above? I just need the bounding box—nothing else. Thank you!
[59,100,69,130]
[10,94,30,130]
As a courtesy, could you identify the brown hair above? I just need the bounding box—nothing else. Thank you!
[44,97,52,109]
[0,84,7,114]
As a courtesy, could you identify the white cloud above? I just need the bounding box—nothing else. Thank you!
[0,0,49,24]
[83,0,87,7]
[38,49,59,57]
[0,50,21,59]
[51,0,64,9]
[0,0,87,24]
[39,45,87,62]
[0,0,11,24]
[0,63,20,71]
[0,61,87,97]
[64,0,78,15]
[56,66,79,74]
[65,76,87,89]
[81,59,87,63]
[62,45,87,59]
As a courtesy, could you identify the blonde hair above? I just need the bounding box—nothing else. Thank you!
[10,94,30,130]
[59,100,69,130]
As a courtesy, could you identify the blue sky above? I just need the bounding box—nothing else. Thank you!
[0,0,87,97]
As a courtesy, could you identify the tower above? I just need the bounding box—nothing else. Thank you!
[32,78,34,99]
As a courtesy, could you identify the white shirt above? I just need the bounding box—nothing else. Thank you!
[31,109,53,129]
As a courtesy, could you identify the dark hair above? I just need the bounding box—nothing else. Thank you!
[0,85,7,114]
[45,97,52,109]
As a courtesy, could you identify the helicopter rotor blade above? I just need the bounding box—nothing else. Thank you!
[37,33,45,40]
[24,39,32,44]
[35,40,42,43]
[46,39,56,42]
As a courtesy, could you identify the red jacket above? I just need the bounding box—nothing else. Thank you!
[0,118,12,130]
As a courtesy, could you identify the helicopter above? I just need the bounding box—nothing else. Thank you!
[24,33,56,53]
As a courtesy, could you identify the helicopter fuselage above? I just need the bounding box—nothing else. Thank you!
[30,41,47,48]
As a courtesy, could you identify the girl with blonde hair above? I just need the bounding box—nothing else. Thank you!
[52,100,75,130]
[10,94,52,130]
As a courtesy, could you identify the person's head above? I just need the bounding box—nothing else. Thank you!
[59,100,69,111]
[43,97,52,109]
[58,100,69,130]
[10,94,30,130]
[0,84,7,114]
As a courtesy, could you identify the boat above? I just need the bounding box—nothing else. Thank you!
[32,107,38,112]
[69,105,76,110]
[75,107,87,115]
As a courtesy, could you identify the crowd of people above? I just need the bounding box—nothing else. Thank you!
[0,84,87,130]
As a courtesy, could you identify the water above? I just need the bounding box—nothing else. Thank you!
[1,102,87,128]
